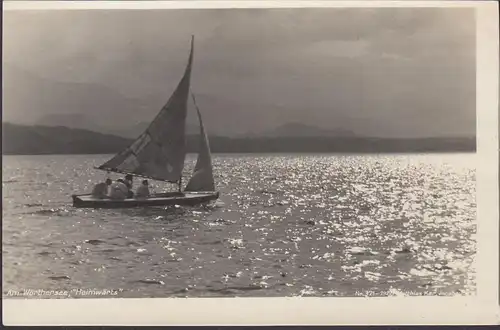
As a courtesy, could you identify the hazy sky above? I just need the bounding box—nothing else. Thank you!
[3,7,476,137]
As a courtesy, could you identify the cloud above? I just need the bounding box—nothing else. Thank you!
[3,7,475,137]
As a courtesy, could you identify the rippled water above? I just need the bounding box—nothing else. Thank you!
[2,153,476,298]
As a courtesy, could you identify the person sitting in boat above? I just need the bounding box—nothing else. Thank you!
[124,174,134,198]
[135,180,150,199]
[108,179,129,200]
[91,178,112,199]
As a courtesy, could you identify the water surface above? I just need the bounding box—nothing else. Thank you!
[2,153,476,298]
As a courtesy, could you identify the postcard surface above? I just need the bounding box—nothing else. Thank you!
[2,0,499,326]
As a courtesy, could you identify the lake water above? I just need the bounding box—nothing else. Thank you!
[2,153,476,298]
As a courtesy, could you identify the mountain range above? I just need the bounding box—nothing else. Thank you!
[2,122,476,155]
[35,114,200,138]
[4,64,357,138]
[3,65,149,127]
[34,112,357,139]
[5,63,473,140]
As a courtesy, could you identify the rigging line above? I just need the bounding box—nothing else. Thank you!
[191,92,201,113]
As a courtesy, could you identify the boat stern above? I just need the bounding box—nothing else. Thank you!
[71,194,88,207]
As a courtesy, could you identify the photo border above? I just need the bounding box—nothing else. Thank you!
[2,0,499,326]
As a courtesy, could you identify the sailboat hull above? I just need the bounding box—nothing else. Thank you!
[71,191,219,209]
[72,38,220,210]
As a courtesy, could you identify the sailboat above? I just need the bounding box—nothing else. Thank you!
[72,36,220,209]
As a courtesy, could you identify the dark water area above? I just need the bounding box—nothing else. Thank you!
[2,153,476,298]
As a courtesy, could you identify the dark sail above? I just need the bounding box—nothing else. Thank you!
[97,36,194,183]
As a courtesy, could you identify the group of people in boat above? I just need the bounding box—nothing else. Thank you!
[91,174,151,200]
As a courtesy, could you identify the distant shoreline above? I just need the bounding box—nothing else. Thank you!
[2,123,476,155]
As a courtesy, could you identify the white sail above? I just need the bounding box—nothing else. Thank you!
[97,37,194,183]
[184,94,215,192]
